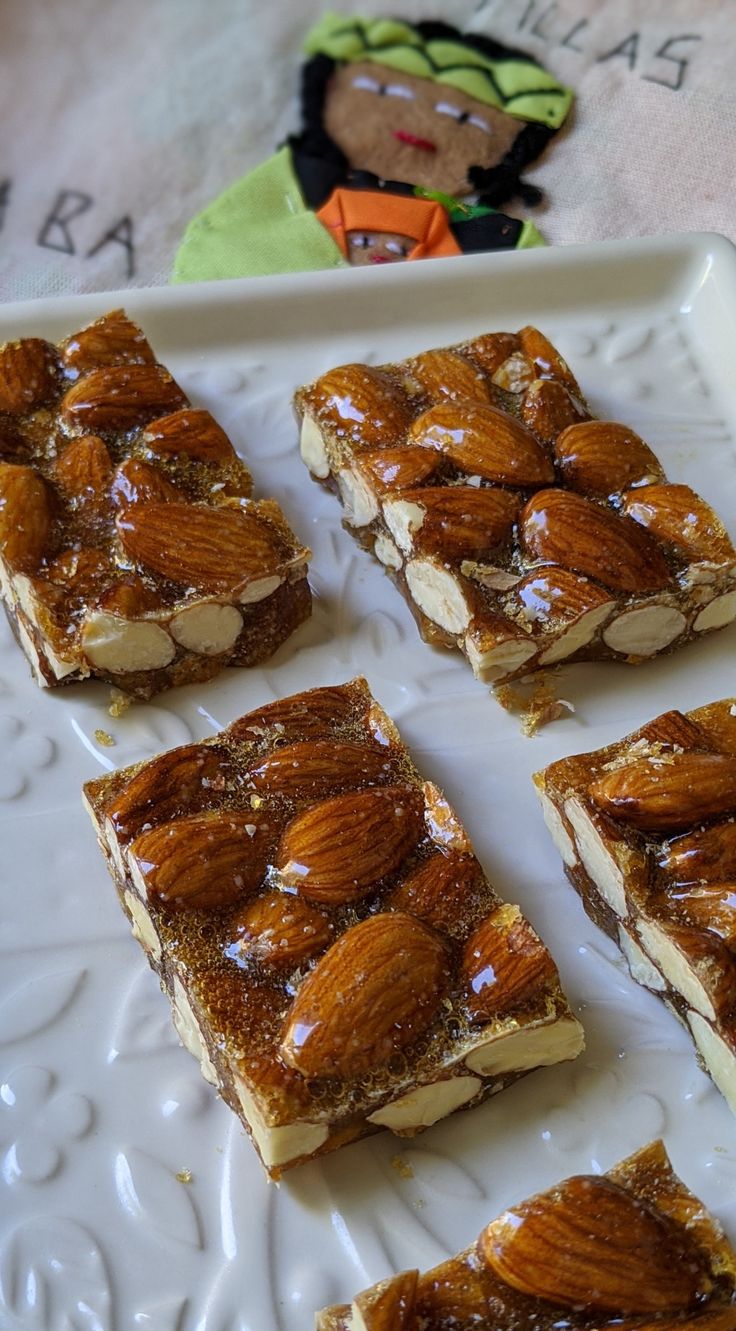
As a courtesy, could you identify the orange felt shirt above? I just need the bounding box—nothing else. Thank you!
[316,187,462,260]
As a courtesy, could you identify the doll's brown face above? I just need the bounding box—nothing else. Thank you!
[323,61,521,197]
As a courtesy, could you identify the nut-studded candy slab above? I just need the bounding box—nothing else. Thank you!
[0,309,310,698]
[315,1140,736,1330]
[534,698,736,1118]
[294,326,736,686]
[83,678,583,1179]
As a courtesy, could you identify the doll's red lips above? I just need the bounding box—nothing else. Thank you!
[393,130,437,152]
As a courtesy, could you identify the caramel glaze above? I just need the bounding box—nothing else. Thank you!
[0,311,310,695]
[541,700,736,1055]
[317,1143,736,1330]
[85,679,576,1175]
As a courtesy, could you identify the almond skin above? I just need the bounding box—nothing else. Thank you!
[247,739,394,796]
[521,379,589,445]
[47,546,111,593]
[463,331,520,376]
[636,708,714,752]
[408,401,555,486]
[226,685,357,744]
[129,810,271,910]
[0,462,53,573]
[61,310,155,372]
[275,785,425,904]
[392,485,520,561]
[52,434,112,507]
[407,350,491,405]
[622,483,735,562]
[96,575,161,617]
[462,904,557,1020]
[60,364,187,432]
[480,1173,708,1313]
[105,742,234,842]
[117,501,282,593]
[355,445,443,494]
[589,753,736,832]
[649,920,736,1018]
[555,421,664,497]
[143,408,237,463]
[0,338,59,412]
[518,326,581,395]
[509,566,614,628]
[230,890,333,969]
[302,363,413,448]
[659,821,736,885]
[520,489,672,593]
[279,912,448,1079]
[386,852,484,932]
[111,458,181,508]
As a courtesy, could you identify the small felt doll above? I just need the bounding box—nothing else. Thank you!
[173,14,573,283]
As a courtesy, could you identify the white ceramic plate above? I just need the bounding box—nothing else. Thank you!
[1,233,736,1331]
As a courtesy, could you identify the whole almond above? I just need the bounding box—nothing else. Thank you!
[280,911,448,1079]
[555,421,664,497]
[407,350,491,405]
[0,418,30,462]
[129,809,271,910]
[463,331,520,376]
[480,1174,707,1312]
[414,1256,489,1324]
[649,920,736,1018]
[111,458,181,508]
[355,445,443,494]
[521,379,589,444]
[353,1271,418,1331]
[508,566,615,628]
[386,852,484,932]
[589,753,736,832]
[636,709,713,752]
[659,821,736,885]
[301,364,413,448]
[97,575,161,617]
[622,483,735,561]
[117,502,282,593]
[61,309,155,372]
[143,408,236,463]
[248,739,394,796]
[389,484,520,561]
[104,742,234,842]
[0,462,53,573]
[518,326,581,395]
[230,890,333,969]
[520,489,672,592]
[0,338,59,412]
[275,785,425,904]
[408,401,554,486]
[462,904,557,1020]
[60,364,187,432]
[226,685,358,744]
[53,434,112,506]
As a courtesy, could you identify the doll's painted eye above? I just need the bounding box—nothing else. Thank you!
[468,113,491,133]
[385,239,410,255]
[348,234,372,249]
[352,75,382,93]
[435,101,465,120]
[384,83,414,100]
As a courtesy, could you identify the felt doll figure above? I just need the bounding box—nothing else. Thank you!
[173,14,573,283]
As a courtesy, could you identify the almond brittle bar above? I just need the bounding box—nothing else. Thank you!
[83,678,583,1178]
[535,698,736,1116]
[315,1140,736,1330]
[294,327,735,685]
[0,309,310,697]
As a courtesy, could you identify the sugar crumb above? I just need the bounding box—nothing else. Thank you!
[495,677,575,737]
[108,689,133,718]
[391,1154,414,1180]
[175,1168,193,1184]
[94,728,116,748]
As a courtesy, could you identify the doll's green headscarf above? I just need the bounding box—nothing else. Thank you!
[305,13,573,130]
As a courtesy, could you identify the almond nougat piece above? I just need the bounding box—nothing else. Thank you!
[534,697,736,1115]
[294,327,736,688]
[0,309,310,697]
[315,1140,736,1330]
[84,678,583,1178]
